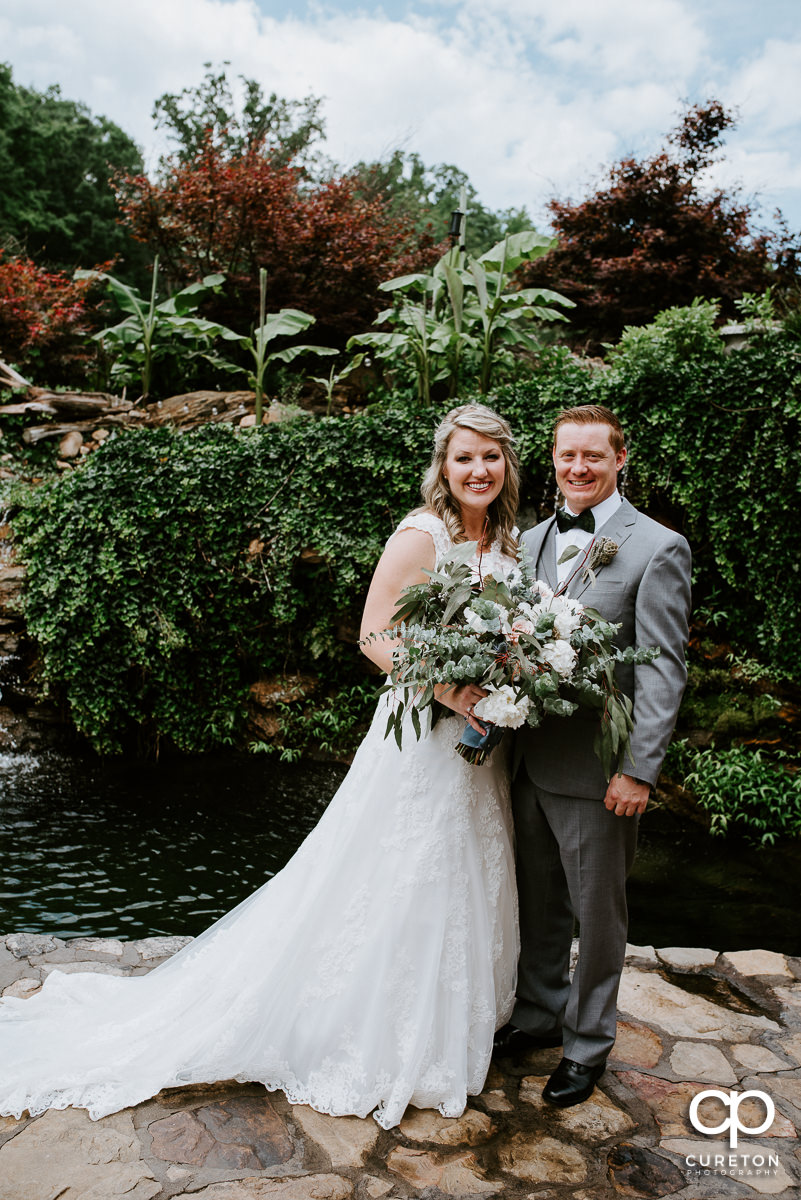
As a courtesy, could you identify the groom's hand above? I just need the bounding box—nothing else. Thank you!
[604,773,650,817]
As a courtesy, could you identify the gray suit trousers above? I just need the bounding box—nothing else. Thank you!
[511,763,638,1066]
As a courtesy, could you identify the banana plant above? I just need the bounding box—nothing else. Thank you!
[308,353,366,416]
[348,231,574,402]
[468,231,575,392]
[215,269,337,422]
[76,258,235,400]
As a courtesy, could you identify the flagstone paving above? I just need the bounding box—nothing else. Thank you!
[0,934,799,1200]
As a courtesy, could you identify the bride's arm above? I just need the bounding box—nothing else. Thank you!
[359,529,487,728]
[360,529,434,675]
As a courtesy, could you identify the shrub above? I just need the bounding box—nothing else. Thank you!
[0,251,103,385]
[668,742,801,845]
[9,411,438,753]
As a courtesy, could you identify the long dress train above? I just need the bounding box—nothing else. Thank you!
[0,513,519,1129]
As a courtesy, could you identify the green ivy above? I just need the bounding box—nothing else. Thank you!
[9,411,437,752]
[7,306,801,754]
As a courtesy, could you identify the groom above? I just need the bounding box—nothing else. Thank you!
[495,404,691,1107]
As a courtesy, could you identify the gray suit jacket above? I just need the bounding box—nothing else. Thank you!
[515,499,692,798]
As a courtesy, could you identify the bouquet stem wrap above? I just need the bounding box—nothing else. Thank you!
[456,720,505,766]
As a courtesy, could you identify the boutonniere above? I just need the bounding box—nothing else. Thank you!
[558,536,619,588]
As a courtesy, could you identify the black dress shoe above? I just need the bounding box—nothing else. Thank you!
[542,1057,606,1107]
[493,1023,563,1057]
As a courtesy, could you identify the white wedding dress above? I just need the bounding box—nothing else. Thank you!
[0,513,519,1130]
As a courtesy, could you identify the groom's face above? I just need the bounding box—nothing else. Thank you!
[553,422,627,513]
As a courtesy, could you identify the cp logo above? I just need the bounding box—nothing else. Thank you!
[689,1089,775,1148]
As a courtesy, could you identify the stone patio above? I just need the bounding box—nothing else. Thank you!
[1,934,799,1200]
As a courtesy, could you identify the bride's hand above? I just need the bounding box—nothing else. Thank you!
[434,683,489,734]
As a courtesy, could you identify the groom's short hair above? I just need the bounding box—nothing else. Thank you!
[553,405,625,455]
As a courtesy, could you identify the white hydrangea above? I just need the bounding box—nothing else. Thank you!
[474,685,532,729]
[541,638,577,678]
[550,595,583,639]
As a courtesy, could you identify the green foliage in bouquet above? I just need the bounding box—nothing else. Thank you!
[369,541,658,775]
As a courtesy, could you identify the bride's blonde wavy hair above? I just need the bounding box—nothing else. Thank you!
[420,404,520,557]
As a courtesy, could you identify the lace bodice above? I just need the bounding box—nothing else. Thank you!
[389,511,518,578]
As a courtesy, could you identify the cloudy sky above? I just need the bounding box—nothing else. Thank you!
[3,0,800,232]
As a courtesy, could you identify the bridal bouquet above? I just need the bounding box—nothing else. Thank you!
[371,541,659,774]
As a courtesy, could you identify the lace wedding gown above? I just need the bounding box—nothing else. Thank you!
[0,513,519,1129]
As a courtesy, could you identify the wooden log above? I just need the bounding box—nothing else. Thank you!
[0,361,32,390]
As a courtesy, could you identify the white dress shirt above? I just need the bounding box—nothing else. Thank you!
[555,490,623,584]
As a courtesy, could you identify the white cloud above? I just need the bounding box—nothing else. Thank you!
[0,0,798,229]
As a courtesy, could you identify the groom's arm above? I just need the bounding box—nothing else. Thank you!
[624,532,692,787]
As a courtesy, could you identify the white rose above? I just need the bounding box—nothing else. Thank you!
[474,685,532,729]
[541,638,577,678]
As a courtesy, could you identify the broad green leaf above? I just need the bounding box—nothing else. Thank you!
[379,272,436,295]
[269,344,338,365]
[479,231,557,272]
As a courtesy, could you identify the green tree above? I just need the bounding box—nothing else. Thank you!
[354,151,532,256]
[153,63,326,175]
[0,62,146,275]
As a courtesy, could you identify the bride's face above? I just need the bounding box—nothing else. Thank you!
[442,430,506,516]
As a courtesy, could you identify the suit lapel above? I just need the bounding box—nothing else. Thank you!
[523,516,558,590]
[567,499,638,601]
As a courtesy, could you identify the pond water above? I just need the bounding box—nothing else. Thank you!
[0,750,798,954]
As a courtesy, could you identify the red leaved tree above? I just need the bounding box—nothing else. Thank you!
[116,138,441,345]
[521,102,784,352]
[0,251,105,385]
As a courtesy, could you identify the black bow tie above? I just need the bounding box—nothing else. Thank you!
[555,507,595,534]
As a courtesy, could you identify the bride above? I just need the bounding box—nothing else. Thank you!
[0,403,521,1130]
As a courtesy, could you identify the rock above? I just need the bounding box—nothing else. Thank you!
[625,943,658,966]
[58,430,83,457]
[758,1073,801,1119]
[249,675,318,709]
[611,1020,663,1069]
[669,1041,737,1084]
[615,1072,707,1138]
[661,1139,796,1195]
[148,1096,293,1170]
[519,1076,636,1141]
[5,933,64,959]
[399,1105,494,1145]
[618,967,780,1040]
[40,961,129,979]
[773,984,801,1013]
[722,950,794,978]
[779,1032,801,1066]
[731,1044,787,1073]
[68,937,125,958]
[1,977,41,999]
[290,1105,379,1168]
[131,935,193,961]
[361,1177,393,1198]
[239,414,258,428]
[607,1142,687,1197]
[656,946,718,971]
[91,428,110,442]
[0,1107,160,1200]
[618,1071,795,1140]
[497,1132,587,1184]
[147,1109,216,1166]
[187,1176,353,1199]
[387,1146,499,1194]
[480,1089,514,1112]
